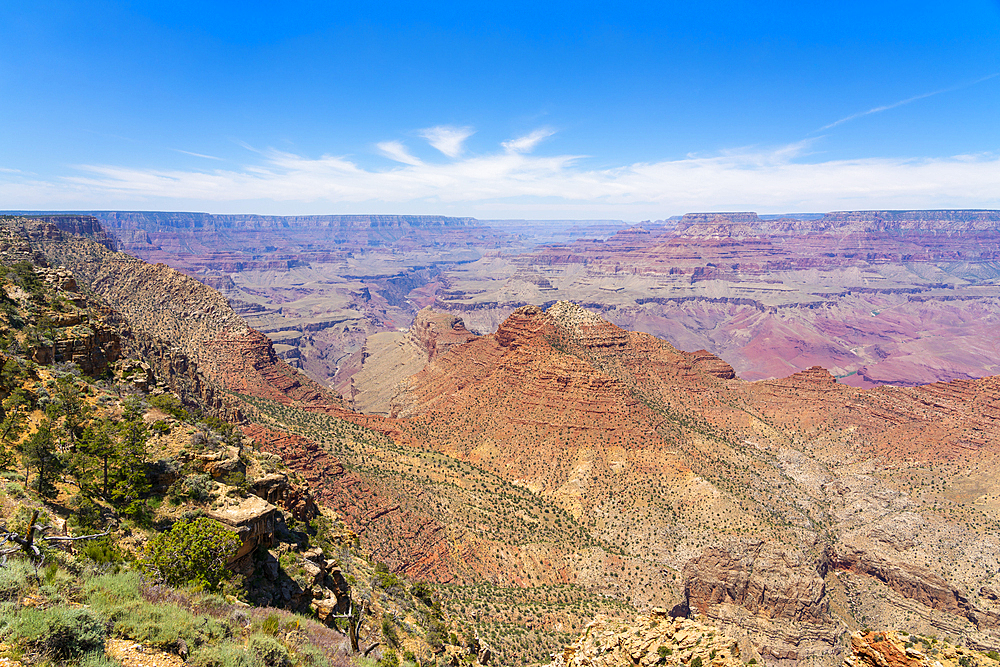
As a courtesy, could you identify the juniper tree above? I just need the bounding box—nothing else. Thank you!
[22,419,61,498]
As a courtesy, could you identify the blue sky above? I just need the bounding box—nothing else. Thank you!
[2,1,999,219]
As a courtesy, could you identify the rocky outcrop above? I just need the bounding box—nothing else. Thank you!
[845,631,1000,667]
[546,610,746,667]
[684,542,828,624]
[205,495,279,572]
[846,632,921,667]
[409,307,477,360]
[306,546,353,623]
[251,472,319,523]
[691,350,737,379]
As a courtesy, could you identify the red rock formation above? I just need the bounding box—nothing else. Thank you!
[409,307,477,360]
[848,632,923,667]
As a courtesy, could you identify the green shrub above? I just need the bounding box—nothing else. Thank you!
[5,606,105,660]
[189,641,252,667]
[410,582,434,608]
[107,599,230,650]
[3,481,26,498]
[85,570,142,610]
[248,634,290,667]
[72,496,105,533]
[381,617,400,648]
[425,630,445,651]
[82,535,123,566]
[179,474,214,502]
[141,517,241,592]
[378,651,399,667]
[257,613,282,636]
[374,561,402,589]
[295,643,332,667]
[690,657,703,667]
[0,556,35,602]
[149,394,189,421]
[986,650,1000,661]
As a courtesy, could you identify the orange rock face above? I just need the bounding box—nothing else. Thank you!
[409,307,477,360]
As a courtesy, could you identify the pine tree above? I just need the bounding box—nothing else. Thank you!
[22,419,61,498]
[110,413,150,519]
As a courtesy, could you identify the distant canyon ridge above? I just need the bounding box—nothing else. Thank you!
[20,208,1000,408]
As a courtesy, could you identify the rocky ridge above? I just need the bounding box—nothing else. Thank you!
[9,217,343,420]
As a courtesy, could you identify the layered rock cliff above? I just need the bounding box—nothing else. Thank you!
[6,217,342,419]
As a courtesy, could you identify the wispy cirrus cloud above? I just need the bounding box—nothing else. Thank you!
[173,149,223,160]
[2,129,999,217]
[376,140,423,166]
[502,128,556,154]
[818,72,1000,131]
[419,125,474,158]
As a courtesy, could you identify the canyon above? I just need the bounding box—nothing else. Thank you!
[42,209,1000,404]
[10,213,1000,666]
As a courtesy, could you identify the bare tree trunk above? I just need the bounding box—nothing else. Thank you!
[23,509,38,552]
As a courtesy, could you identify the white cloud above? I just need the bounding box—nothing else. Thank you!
[419,125,474,158]
[818,72,1000,132]
[3,140,999,219]
[173,149,223,160]
[376,141,423,166]
[502,128,555,154]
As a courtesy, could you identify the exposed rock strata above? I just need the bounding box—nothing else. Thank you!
[14,217,342,419]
